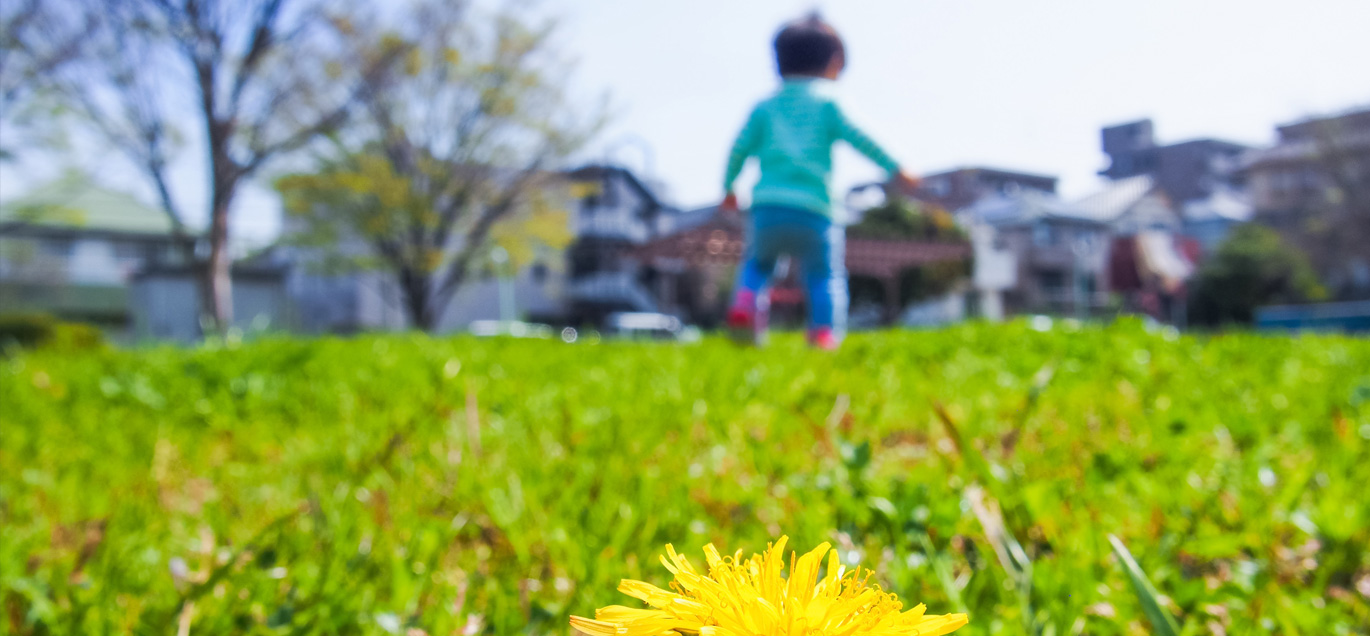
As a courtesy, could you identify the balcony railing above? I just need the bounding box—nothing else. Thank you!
[575,217,649,242]
[565,271,658,312]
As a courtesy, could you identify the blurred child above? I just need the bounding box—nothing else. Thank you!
[722,13,918,349]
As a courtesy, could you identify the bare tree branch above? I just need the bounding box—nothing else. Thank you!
[55,0,368,334]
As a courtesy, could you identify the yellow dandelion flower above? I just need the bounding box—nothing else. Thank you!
[570,536,968,636]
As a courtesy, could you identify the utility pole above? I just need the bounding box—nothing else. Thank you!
[491,246,516,323]
[1071,233,1096,321]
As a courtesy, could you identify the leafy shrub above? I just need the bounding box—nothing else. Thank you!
[1188,224,1326,326]
[848,200,968,243]
[0,313,105,353]
[848,201,972,306]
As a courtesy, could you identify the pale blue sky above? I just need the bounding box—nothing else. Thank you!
[3,0,1367,244]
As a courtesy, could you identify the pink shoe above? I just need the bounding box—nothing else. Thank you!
[727,291,766,346]
[808,327,840,350]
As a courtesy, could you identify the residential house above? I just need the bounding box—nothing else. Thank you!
[281,164,592,334]
[281,235,568,335]
[1181,187,1256,251]
[0,172,189,331]
[280,163,671,333]
[1244,107,1370,213]
[0,172,290,340]
[916,166,1059,213]
[1074,174,1181,234]
[835,166,1101,321]
[130,260,289,341]
[1243,106,1370,297]
[846,167,1061,321]
[959,189,1111,317]
[1070,175,1200,324]
[1097,119,1253,248]
[561,164,697,326]
[627,206,745,327]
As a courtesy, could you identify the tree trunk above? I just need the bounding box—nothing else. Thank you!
[883,274,901,325]
[205,195,234,335]
[399,269,436,332]
[204,170,237,335]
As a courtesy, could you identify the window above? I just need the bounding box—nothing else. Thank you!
[580,193,601,215]
[1036,270,1066,292]
[1081,274,1097,295]
[1273,169,1297,193]
[569,246,600,277]
[114,240,148,261]
[1300,168,1321,191]
[601,177,619,208]
[1032,224,1056,247]
[39,237,73,258]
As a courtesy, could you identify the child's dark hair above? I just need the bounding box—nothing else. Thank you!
[773,13,845,77]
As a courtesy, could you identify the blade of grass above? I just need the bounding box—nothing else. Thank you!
[1107,534,1181,636]
[932,401,995,488]
[914,531,967,614]
[967,485,1035,633]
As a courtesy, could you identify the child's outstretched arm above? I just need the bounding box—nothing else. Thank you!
[723,108,764,202]
[831,104,919,192]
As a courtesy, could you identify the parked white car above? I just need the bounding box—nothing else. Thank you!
[467,320,555,339]
[604,312,700,342]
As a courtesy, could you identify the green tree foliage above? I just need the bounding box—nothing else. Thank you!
[848,199,971,309]
[1189,223,1326,326]
[276,1,600,330]
[0,312,104,353]
[847,199,968,243]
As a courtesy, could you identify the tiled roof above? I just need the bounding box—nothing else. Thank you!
[962,189,1103,227]
[1073,175,1157,222]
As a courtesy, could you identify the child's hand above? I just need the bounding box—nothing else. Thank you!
[890,170,922,195]
[720,192,740,213]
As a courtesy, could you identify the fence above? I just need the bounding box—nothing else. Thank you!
[1255,300,1370,333]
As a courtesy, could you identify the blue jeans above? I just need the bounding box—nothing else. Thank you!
[735,205,847,332]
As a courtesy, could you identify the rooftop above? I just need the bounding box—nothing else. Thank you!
[0,171,180,237]
[962,188,1104,227]
[1073,175,1158,222]
[1182,187,1254,223]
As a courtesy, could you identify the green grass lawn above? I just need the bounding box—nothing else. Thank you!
[3,320,1368,635]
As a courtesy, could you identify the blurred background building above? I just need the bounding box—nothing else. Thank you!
[3,120,1367,336]
[0,172,190,333]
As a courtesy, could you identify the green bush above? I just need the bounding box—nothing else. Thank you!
[1188,224,1326,326]
[0,313,105,353]
[848,200,969,243]
[848,201,972,306]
